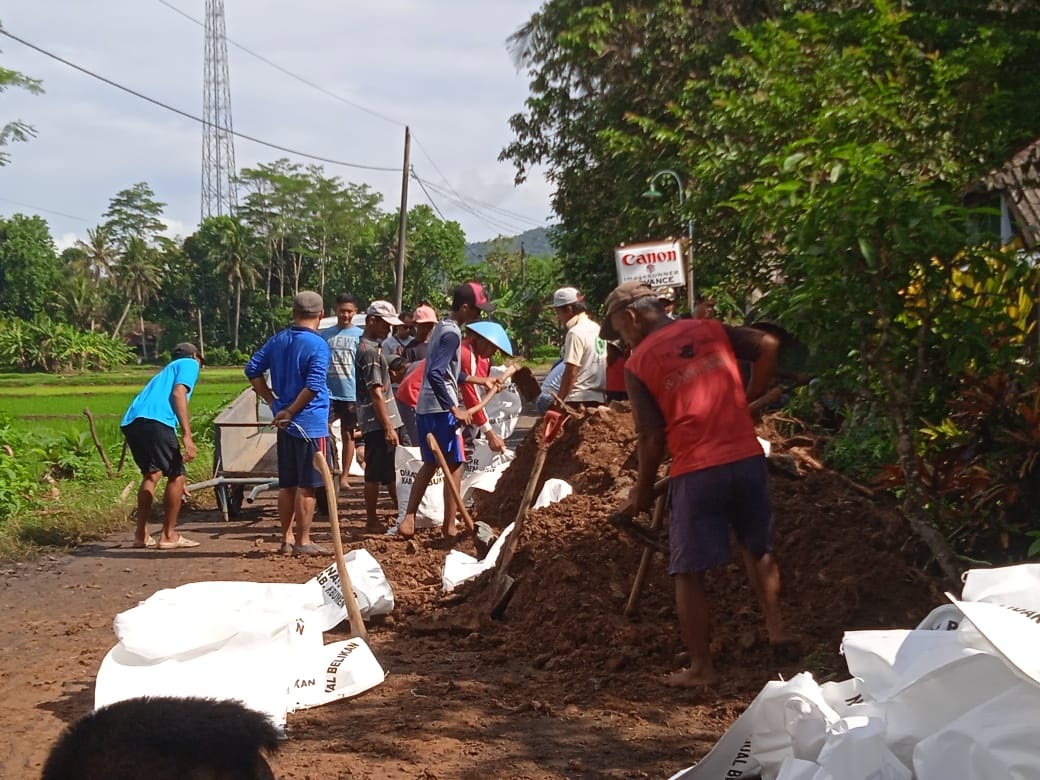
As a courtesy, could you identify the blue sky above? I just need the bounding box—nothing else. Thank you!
[0,0,552,248]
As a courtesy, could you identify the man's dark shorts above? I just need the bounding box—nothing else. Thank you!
[330,400,358,432]
[362,429,399,485]
[276,430,325,489]
[121,418,184,478]
[668,455,773,575]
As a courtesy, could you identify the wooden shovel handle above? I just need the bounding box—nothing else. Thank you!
[425,433,476,534]
[312,451,368,641]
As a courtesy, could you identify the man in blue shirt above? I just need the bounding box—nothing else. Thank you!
[321,293,363,490]
[121,342,203,550]
[245,291,331,557]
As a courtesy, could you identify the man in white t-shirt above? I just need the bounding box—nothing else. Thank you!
[552,286,606,408]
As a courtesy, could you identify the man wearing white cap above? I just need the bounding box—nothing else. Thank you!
[552,286,606,408]
[356,300,406,531]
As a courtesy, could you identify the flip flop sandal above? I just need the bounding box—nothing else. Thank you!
[292,543,329,557]
[277,542,294,556]
[156,536,200,550]
[131,537,157,549]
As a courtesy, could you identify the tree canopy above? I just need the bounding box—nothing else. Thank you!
[502,0,1040,576]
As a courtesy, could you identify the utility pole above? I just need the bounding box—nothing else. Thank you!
[394,126,411,311]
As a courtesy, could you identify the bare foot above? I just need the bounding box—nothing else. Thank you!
[397,514,416,539]
[664,668,717,688]
[365,518,385,533]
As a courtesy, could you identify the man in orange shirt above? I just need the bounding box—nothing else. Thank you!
[603,281,786,687]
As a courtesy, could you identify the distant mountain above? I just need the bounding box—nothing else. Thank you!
[465,226,556,265]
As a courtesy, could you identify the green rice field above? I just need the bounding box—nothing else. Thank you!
[0,367,251,444]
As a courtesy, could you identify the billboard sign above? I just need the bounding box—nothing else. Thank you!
[613,240,685,288]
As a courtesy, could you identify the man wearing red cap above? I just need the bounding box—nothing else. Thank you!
[398,282,499,540]
[603,280,786,687]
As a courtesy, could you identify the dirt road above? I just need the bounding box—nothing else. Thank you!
[0,407,943,779]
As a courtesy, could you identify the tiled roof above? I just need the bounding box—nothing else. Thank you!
[981,138,1040,248]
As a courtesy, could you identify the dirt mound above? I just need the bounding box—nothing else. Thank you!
[455,405,945,695]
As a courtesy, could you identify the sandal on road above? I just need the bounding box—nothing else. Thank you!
[293,543,329,557]
[131,536,157,549]
[156,536,200,550]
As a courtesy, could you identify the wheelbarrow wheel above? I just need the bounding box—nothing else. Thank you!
[228,485,244,517]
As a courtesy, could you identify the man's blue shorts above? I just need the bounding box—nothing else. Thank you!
[276,430,325,489]
[668,455,773,575]
[417,411,466,466]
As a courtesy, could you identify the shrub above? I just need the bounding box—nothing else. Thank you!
[530,344,561,362]
[0,318,133,372]
[0,415,42,523]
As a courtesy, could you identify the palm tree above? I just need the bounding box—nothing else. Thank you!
[213,218,260,351]
[75,225,117,330]
[111,236,162,360]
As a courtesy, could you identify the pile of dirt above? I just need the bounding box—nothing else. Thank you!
[451,405,947,696]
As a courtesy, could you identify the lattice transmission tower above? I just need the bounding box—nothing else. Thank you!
[201,0,238,219]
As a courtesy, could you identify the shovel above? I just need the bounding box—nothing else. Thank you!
[486,409,566,617]
[312,451,368,641]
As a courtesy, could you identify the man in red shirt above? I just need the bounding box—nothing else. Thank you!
[603,281,786,687]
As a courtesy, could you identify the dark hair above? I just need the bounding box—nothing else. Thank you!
[335,293,357,305]
[451,283,473,312]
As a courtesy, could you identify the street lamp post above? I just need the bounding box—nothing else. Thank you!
[644,169,695,313]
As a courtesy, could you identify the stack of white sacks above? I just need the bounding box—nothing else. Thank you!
[94,550,393,730]
[669,563,1040,779]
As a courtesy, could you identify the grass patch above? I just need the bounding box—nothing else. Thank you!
[0,443,217,558]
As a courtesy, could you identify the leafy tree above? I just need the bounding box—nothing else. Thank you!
[195,215,261,350]
[0,213,61,320]
[102,182,167,250]
[399,204,466,306]
[474,241,561,357]
[504,0,1040,577]
[0,47,43,165]
[73,226,118,330]
[76,226,117,286]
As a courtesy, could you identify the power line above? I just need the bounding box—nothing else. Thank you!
[412,166,544,226]
[414,177,540,235]
[155,0,547,233]
[155,0,407,129]
[0,196,89,222]
[409,167,448,221]
[0,27,399,173]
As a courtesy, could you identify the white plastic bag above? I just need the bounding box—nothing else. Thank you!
[441,522,516,593]
[485,365,523,439]
[532,478,573,510]
[306,549,395,631]
[287,636,386,710]
[392,445,445,529]
[913,682,1040,779]
[461,439,515,499]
